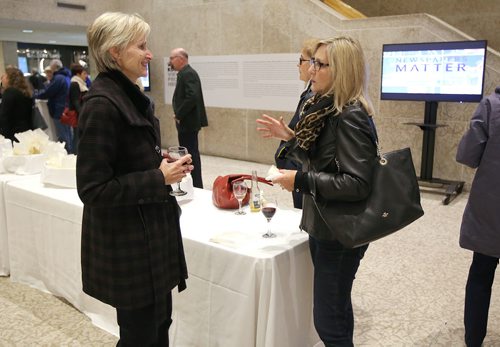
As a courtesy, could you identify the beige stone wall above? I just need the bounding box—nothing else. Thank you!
[119,0,499,187]
[342,0,500,52]
[0,0,120,26]
[2,0,499,188]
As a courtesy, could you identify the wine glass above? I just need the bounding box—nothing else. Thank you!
[168,146,188,196]
[261,195,277,238]
[232,181,248,215]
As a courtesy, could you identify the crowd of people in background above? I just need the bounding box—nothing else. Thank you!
[0,59,90,154]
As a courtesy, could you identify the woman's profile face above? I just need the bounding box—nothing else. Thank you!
[298,51,312,83]
[309,44,332,95]
[114,34,153,83]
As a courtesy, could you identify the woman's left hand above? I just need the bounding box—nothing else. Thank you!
[256,114,295,141]
[272,169,296,192]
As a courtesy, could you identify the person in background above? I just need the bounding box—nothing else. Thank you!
[43,66,53,85]
[169,47,208,188]
[0,66,34,141]
[265,38,318,209]
[456,86,500,347]
[68,63,89,154]
[257,37,377,346]
[37,59,72,153]
[29,68,46,93]
[77,12,191,345]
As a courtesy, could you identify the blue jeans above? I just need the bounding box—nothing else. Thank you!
[53,118,73,153]
[464,252,498,347]
[309,236,368,347]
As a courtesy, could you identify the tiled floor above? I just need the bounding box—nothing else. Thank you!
[0,155,499,346]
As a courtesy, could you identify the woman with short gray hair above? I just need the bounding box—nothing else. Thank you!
[77,12,192,345]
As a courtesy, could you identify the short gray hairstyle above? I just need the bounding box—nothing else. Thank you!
[87,12,150,73]
[50,59,63,70]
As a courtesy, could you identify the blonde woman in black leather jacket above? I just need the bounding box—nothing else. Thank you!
[257,37,377,347]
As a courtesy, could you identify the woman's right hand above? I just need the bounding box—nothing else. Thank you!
[256,114,295,141]
[159,154,193,185]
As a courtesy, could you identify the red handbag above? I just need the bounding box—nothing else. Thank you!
[212,174,272,209]
[60,107,78,128]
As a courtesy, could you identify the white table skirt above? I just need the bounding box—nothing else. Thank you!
[4,177,319,346]
[0,173,39,276]
[4,176,118,335]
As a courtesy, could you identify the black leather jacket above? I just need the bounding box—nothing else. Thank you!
[284,103,377,240]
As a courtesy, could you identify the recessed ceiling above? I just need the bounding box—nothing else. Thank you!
[0,18,87,46]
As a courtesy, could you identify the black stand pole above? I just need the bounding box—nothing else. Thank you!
[420,101,438,180]
[412,101,464,205]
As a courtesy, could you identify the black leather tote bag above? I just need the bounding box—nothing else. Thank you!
[314,145,424,249]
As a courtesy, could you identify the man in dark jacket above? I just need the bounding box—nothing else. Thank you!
[169,48,208,188]
[37,59,72,153]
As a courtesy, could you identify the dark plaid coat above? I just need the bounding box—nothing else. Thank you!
[76,70,187,314]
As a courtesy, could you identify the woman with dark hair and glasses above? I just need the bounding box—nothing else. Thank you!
[262,38,318,209]
[257,37,377,346]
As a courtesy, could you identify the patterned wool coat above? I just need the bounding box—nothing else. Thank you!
[76,70,188,318]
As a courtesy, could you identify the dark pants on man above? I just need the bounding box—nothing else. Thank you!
[116,293,172,347]
[309,236,368,347]
[178,130,203,188]
[464,252,498,347]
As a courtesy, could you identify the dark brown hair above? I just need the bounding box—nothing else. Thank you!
[4,66,33,98]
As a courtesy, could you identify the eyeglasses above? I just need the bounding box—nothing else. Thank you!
[169,55,181,61]
[310,58,330,71]
[298,57,309,65]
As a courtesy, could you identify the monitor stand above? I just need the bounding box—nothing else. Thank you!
[404,101,464,205]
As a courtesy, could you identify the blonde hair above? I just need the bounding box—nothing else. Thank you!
[301,38,320,58]
[316,36,374,115]
[87,12,150,73]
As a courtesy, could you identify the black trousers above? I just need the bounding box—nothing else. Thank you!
[116,293,172,347]
[178,130,203,189]
[464,252,498,347]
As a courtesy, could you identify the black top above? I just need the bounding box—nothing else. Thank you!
[0,87,33,141]
[172,64,208,133]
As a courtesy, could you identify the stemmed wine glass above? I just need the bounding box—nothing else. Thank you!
[261,195,277,238]
[232,181,248,215]
[168,146,188,196]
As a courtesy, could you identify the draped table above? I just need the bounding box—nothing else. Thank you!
[4,176,319,346]
[0,173,39,276]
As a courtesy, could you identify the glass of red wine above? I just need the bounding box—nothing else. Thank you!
[261,195,277,238]
[168,146,188,196]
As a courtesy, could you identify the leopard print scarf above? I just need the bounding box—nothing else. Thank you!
[295,94,337,150]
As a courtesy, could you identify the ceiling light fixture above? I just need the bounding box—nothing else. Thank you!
[22,29,33,33]
[56,2,86,10]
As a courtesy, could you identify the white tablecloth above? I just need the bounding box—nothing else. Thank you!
[35,99,57,141]
[4,177,319,346]
[0,173,39,276]
[172,189,318,347]
[4,176,118,335]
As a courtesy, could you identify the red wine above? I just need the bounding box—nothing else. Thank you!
[261,206,276,219]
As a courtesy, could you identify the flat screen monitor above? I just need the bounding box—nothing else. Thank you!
[140,63,151,91]
[380,40,487,102]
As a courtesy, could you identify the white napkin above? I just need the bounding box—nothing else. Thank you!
[265,165,283,181]
[209,231,253,248]
[41,154,77,188]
